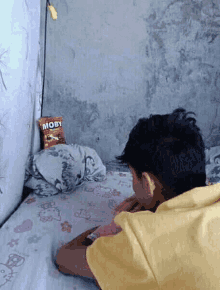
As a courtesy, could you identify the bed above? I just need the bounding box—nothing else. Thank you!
[0,144,220,290]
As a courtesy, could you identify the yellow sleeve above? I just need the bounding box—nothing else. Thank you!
[86,213,159,290]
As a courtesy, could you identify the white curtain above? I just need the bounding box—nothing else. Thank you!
[0,0,42,226]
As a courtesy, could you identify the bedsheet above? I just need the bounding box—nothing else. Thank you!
[1,146,220,289]
[0,171,134,290]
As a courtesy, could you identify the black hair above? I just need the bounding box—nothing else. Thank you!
[115,107,206,201]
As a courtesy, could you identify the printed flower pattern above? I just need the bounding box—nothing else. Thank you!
[7,239,19,247]
[61,221,72,233]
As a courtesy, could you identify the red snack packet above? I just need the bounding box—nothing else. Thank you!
[38,116,66,149]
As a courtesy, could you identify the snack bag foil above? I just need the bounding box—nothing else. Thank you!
[38,116,66,149]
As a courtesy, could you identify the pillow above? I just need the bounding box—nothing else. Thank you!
[25,144,106,197]
[205,146,220,185]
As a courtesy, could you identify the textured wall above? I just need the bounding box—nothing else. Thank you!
[40,0,220,164]
[0,0,41,226]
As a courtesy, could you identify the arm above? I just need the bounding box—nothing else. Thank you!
[55,227,101,288]
[55,197,142,286]
[60,196,142,250]
[56,245,101,289]
[55,227,97,274]
[61,226,100,249]
[114,194,143,213]
[62,196,142,249]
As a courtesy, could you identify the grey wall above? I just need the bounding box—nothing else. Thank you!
[0,0,40,226]
[40,0,220,165]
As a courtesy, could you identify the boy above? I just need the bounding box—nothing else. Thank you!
[56,107,220,289]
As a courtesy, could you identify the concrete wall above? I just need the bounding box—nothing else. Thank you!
[40,0,220,164]
[0,0,41,226]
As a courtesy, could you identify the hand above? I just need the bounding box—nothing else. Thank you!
[91,219,122,239]
[114,195,143,213]
[61,226,100,250]
[91,196,144,240]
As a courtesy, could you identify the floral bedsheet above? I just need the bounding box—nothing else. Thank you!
[1,145,220,289]
[0,171,134,290]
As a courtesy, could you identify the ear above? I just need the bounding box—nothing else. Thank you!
[142,173,166,207]
[141,172,156,197]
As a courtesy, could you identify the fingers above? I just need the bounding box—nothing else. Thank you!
[92,220,122,238]
[114,195,137,213]
[64,226,101,248]
[125,195,137,203]
[114,199,130,211]
[130,204,143,213]
[130,201,148,213]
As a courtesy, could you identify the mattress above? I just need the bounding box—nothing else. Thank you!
[0,171,133,290]
[1,145,220,289]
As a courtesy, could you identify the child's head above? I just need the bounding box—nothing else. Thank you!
[115,107,206,208]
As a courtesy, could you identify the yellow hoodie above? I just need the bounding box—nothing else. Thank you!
[86,183,220,289]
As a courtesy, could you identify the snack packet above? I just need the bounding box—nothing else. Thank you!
[38,116,66,149]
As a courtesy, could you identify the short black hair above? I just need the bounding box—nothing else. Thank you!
[115,107,206,201]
